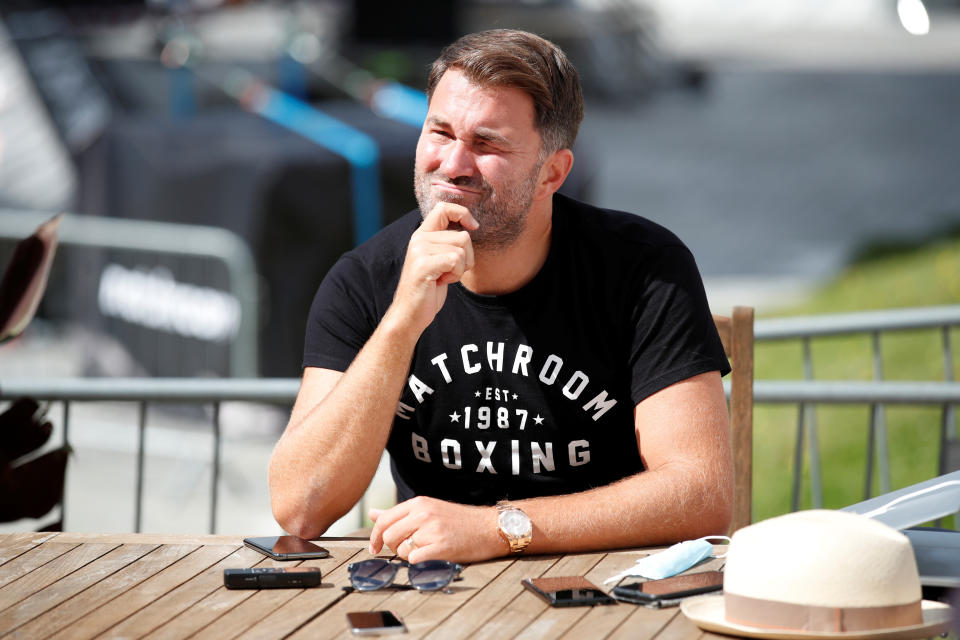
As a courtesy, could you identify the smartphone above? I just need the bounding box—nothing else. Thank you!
[522,577,617,607]
[224,566,322,589]
[243,536,330,560]
[612,570,723,604]
[346,611,406,635]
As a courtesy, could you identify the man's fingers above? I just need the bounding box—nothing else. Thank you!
[368,504,425,554]
[380,513,423,555]
[368,504,408,554]
[405,541,438,564]
[410,240,472,286]
[420,229,474,245]
[391,204,477,333]
[420,201,479,233]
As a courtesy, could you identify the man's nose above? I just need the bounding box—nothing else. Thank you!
[439,141,475,179]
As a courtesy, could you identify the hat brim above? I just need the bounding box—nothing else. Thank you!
[680,595,953,640]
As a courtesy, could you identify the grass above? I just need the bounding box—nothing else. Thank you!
[751,229,960,524]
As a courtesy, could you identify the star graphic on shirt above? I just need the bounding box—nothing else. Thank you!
[474,390,481,398]
[449,411,461,423]
[512,393,518,400]
[533,414,545,425]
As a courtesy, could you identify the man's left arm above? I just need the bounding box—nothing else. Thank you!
[368,370,733,563]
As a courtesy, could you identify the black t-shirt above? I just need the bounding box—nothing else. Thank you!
[303,193,730,505]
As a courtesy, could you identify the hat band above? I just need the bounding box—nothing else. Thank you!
[725,593,923,632]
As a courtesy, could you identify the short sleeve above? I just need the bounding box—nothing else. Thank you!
[628,244,730,404]
[302,254,379,372]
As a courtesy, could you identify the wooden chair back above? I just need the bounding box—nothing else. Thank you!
[713,306,755,534]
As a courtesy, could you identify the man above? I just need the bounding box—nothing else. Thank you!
[269,29,733,563]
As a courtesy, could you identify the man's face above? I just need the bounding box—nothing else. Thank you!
[414,69,545,251]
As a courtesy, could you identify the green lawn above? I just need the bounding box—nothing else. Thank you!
[751,231,960,524]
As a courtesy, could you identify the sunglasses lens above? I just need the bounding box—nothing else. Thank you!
[349,559,396,591]
[408,560,457,591]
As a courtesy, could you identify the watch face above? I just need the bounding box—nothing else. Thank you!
[499,509,531,537]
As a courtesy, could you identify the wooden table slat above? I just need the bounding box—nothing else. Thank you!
[0,543,158,637]
[388,560,513,640]
[284,549,513,640]
[0,532,61,567]
[188,547,361,640]
[0,542,80,591]
[643,605,704,640]
[553,551,650,640]
[472,552,605,640]
[51,533,245,546]
[421,554,561,640]
[0,533,747,639]
[271,547,398,640]
[602,559,727,640]
[95,545,252,640]
[231,546,367,640]
[361,555,517,640]
[58,544,239,640]
[10,544,196,640]
[607,606,681,640]
[0,542,118,615]
[140,551,338,640]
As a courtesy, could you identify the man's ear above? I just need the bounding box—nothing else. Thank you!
[534,149,575,201]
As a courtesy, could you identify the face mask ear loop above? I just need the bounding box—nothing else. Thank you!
[697,535,732,558]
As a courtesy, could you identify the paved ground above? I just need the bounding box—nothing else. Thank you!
[581,67,960,313]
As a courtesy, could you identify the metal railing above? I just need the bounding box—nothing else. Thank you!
[0,209,260,377]
[2,304,958,532]
[1,378,299,533]
[751,304,960,511]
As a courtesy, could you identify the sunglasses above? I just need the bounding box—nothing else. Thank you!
[347,558,463,592]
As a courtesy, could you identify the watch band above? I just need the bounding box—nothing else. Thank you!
[496,502,532,553]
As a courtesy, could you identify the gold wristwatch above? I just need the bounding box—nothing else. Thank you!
[496,502,532,553]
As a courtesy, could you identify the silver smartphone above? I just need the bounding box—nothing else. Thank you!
[243,536,330,560]
[347,611,406,635]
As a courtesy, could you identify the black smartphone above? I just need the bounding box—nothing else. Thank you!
[522,577,617,607]
[224,566,322,589]
[243,536,330,560]
[346,610,406,635]
[612,570,723,604]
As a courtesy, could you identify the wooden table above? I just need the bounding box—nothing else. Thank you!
[0,532,727,639]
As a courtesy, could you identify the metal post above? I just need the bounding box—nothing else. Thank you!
[866,404,877,499]
[871,331,891,494]
[792,403,805,512]
[801,337,823,508]
[135,402,147,533]
[61,401,69,530]
[944,327,957,475]
[210,403,221,535]
[938,406,950,527]
[946,326,956,383]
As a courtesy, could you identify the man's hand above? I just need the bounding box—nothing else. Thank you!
[390,203,478,335]
[368,496,502,564]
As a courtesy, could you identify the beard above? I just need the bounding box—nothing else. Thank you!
[414,161,542,252]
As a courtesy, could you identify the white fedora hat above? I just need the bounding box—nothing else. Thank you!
[681,510,953,639]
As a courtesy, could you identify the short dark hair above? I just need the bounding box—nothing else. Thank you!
[426,29,584,153]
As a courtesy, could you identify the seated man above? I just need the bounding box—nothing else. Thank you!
[269,29,733,563]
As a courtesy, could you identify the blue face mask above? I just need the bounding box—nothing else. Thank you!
[604,536,730,584]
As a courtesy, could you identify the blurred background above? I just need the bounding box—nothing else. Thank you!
[1,0,958,536]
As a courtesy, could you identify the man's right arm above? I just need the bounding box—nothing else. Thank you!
[268,313,421,539]
[268,202,478,539]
